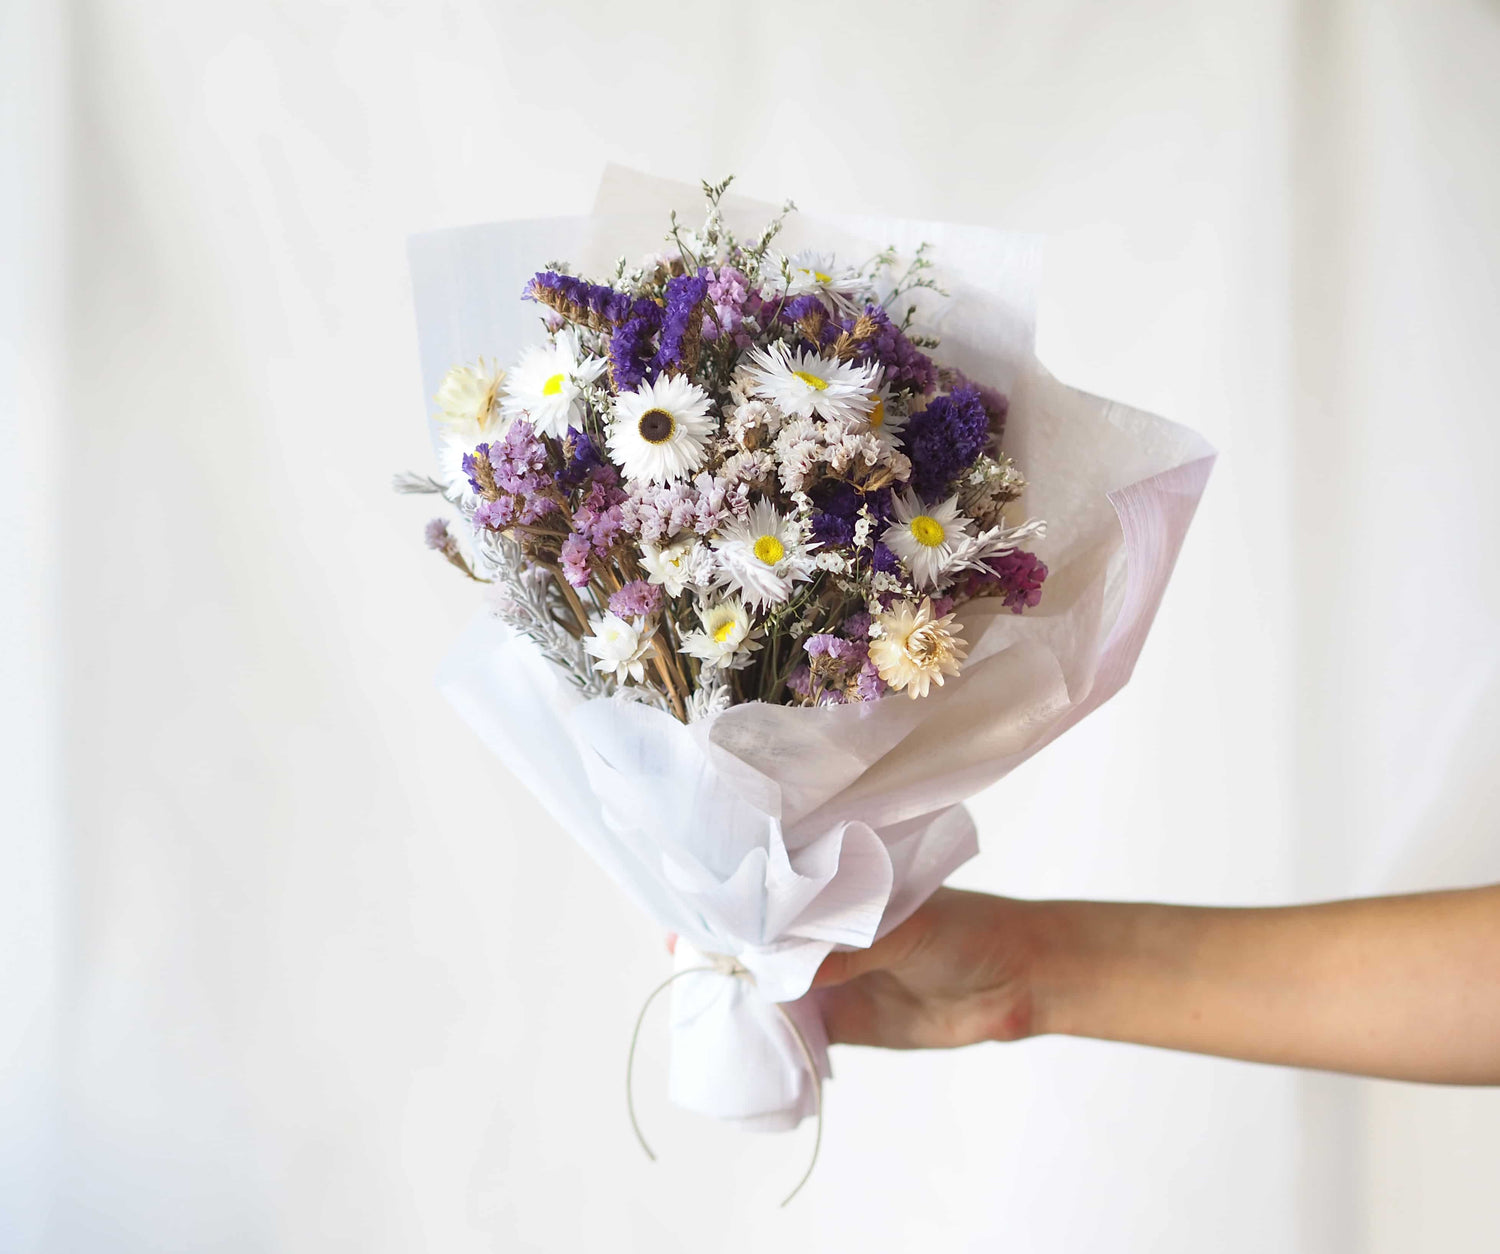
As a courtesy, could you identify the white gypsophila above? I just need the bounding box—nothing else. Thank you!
[742,341,878,423]
[639,533,707,597]
[869,597,969,700]
[501,330,607,438]
[777,250,872,311]
[582,611,654,684]
[432,359,509,491]
[710,498,817,610]
[882,490,976,591]
[680,597,762,670]
[607,373,715,485]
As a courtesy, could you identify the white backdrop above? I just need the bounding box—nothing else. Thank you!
[5,1,1499,1251]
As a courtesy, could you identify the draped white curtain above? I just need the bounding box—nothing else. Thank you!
[4,1,1497,1250]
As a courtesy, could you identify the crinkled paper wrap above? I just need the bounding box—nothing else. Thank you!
[413,168,1214,1132]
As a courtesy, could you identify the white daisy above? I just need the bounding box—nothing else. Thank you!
[500,330,607,438]
[582,612,654,684]
[869,597,968,700]
[864,382,909,453]
[742,341,878,423]
[710,498,816,610]
[680,598,763,671]
[779,250,871,311]
[433,359,508,491]
[881,491,976,591]
[640,533,707,598]
[607,374,715,485]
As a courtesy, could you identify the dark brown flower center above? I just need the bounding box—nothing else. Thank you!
[637,408,675,444]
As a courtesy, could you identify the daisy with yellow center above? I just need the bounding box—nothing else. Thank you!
[607,374,715,485]
[639,533,707,598]
[680,598,763,670]
[779,250,871,311]
[869,597,969,699]
[864,382,909,453]
[500,330,607,438]
[881,490,976,591]
[742,341,879,423]
[709,499,816,610]
[432,358,507,492]
[582,612,655,684]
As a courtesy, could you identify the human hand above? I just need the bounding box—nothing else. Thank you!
[810,888,1045,1048]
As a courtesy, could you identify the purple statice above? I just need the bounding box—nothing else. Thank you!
[871,541,901,574]
[651,273,708,374]
[903,386,990,498]
[842,305,936,395]
[809,510,855,548]
[466,422,559,528]
[786,666,813,700]
[801,630,871,704]
[842,610,872,639]
[488,421,550,495]
[523,270,636,326]
[473,497,518,529]
[989,549,1048,613]
[607,579,662,619]
[461,444,495,497]
[557,427,606,491]
[609,298,662,392]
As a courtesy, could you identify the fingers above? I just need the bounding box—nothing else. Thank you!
[665,932,677,955]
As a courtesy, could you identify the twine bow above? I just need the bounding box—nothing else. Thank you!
[625,953,824,1207]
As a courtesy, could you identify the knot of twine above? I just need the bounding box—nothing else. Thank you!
[625,955,824,1207]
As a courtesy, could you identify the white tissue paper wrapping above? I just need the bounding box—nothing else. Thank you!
[413,169,1214,1132]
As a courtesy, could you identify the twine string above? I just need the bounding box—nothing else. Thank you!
[625,955,824,1208]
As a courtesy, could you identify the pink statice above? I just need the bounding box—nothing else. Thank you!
[621,480,701,544]
[700,266,758,346]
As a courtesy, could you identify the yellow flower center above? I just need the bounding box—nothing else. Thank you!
[792,370,829,392]
[910,515,945,547]
[542,372,566,396]
[753,534,785,565]
[870,399,885,429]
[713,619,738,644]
[812,269,832,283]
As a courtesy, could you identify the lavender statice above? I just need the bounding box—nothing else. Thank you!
[608,579,663,619]
[608,298,662,392]
[524,270,636,327]
[557,427,606,491]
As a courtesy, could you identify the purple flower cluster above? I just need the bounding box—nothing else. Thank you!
[796,618,886,704]
[609,301,662,392]
[464,423,560,529]
[700,266,758,344]
[904,386,990,498]
[607,579,662,619]
[523,270,636,325]
[557,427,606,491]
[423,518,452,550]
[843,306,936,394]
[651,273,708,374]
[987,549,1048,613]
[560,478,627,587]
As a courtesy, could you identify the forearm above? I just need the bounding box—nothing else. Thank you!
[1029,886,1500,1083]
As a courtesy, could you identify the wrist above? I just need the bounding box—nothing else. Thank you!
[1023,899,1153,1039]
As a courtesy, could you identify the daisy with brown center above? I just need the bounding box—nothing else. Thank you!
[607,374,715,485]
[868,597,968,699]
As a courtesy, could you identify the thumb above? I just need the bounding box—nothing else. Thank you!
[811,939,890,989]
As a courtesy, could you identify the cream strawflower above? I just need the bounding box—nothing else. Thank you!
[433,359,508,491]
[607,374,715,485]
[582,612,654,684]
[881,490,975,591]
[742,341,878,423]
[709,498,816,610]
[640,533,707,597]
[680,598,762,670]
[869,597,968,700]
[500,330,607,438]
